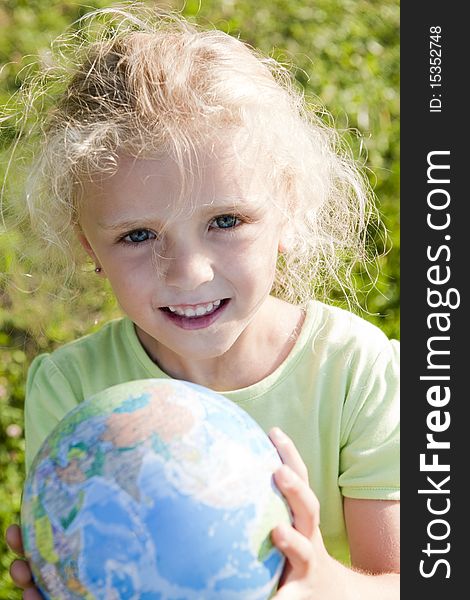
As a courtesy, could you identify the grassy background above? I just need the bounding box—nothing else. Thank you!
[0,0,399,595]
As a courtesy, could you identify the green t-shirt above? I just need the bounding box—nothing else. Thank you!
[25,301,399,565]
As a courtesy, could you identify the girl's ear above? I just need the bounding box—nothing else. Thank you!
[278,223,294,254]
[76,229,96,260]
[278,238,288,254]
[76,228,104,274]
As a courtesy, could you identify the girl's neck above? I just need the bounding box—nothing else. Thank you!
[137,297,305,392]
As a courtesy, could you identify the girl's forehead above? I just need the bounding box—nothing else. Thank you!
[87,141,269,207]
[81,142,268,221]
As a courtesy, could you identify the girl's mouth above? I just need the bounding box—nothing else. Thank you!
[159,299,229,330]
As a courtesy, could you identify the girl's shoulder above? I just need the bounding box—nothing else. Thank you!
[307,301,399,363]
[28,317,132,378]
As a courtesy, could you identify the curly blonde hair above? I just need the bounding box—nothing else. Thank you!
[7,3,381,307]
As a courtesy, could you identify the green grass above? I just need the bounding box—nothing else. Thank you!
[0,1,399,596]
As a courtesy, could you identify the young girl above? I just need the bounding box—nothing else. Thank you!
[6,5,399,598]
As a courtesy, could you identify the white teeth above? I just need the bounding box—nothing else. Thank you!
[166,300,223,318]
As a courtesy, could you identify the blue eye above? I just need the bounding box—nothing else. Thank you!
[123,229,156,244]
[211,215,241,229]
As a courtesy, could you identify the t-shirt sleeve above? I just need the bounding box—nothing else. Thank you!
[24,354,78,474]
[338,339,400,500]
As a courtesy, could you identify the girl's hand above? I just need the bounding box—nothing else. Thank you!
[5,524,42,599]
[268,427,341,600]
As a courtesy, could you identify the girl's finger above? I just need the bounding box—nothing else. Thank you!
[271,586,292,600]
[6,524,24,555]
[269,428,309,483]
[271,522,313,575]
[23,587,44,600]
[272,582,304,600]
[274,465,319,538]
[9,559,33,588]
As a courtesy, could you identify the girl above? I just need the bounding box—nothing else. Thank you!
[6,5,399,598]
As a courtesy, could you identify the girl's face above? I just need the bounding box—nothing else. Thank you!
[78,143,288,364]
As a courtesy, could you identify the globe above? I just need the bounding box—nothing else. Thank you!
[21,378,291,599]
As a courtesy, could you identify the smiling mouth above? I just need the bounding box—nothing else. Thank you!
[160,298,228,319]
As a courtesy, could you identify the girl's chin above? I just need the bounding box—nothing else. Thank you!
[136,324,236,369]
[157,335,239,371]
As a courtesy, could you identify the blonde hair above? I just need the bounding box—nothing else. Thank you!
[7,3,382,307]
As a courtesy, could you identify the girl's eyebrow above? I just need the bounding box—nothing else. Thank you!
[97,218,159,231]
[201,197,265,213]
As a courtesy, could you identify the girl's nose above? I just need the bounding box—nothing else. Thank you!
[164,249,214,290]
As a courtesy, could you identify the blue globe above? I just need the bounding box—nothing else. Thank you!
[21,379,291,599]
